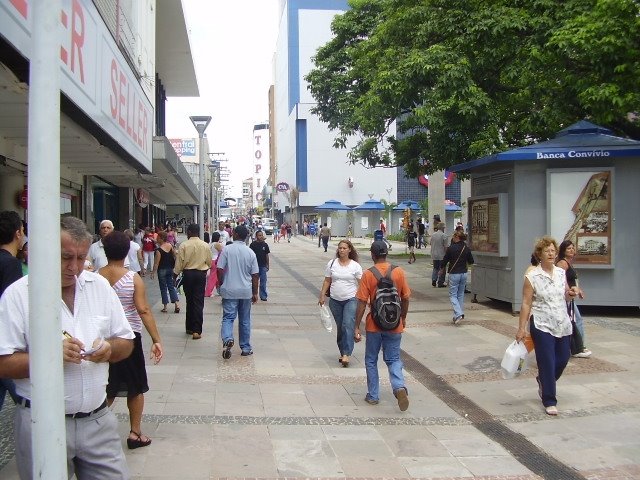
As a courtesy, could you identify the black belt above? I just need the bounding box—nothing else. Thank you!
[16,395,107,419]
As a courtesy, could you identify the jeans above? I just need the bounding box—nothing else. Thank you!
[364,331,405,401]
[328,297,357,356]
[221,298,253,353]
[258,265,269,300]
[432,260,445,286]
[448,272,467,319]
[573,302,586,344]
[530,318,570,407]
[157,268,179,305]
[0,378,18,411]
[322,236,329,251]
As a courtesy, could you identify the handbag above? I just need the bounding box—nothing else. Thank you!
[325,259,336,297]
[568,301,584,355]
[447,245,467,273]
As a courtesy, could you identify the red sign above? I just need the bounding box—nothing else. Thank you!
[18,187,28,209]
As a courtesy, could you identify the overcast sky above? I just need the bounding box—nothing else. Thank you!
[165,1,280,198]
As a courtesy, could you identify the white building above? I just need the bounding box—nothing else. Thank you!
[273,0,397,236]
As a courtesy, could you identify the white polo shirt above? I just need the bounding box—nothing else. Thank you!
[0,272,134,413]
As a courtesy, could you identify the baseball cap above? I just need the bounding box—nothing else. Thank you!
[370,240,388,256]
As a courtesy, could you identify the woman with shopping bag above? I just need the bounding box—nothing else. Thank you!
[516,236,578,416]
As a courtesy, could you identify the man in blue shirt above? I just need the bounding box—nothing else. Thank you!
[216,225,259,359]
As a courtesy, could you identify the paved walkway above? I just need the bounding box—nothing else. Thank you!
[1,234,639,479]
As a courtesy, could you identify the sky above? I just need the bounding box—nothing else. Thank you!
[164,1,280,198]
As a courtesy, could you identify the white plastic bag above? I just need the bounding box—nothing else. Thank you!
[500,340,528,379]
[319,304,333,333]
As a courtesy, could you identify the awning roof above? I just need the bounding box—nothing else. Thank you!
[315,200,351,211]
[394,200,420,211]
[450,120,640,173]
[354,199,386,210]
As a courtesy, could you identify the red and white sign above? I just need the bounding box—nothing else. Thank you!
[1,0,153,172]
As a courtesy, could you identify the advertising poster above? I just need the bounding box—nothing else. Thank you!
[469,195,503,254]
[548,170,612,266]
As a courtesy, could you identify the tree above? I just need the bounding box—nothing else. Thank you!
[306,0,640,177]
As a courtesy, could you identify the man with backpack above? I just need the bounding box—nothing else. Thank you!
[354,241,411,411]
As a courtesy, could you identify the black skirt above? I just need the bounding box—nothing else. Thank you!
[106,332,149,398]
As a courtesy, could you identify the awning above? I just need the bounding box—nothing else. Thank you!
[354,199,386,210]
[394,200,420,211]
[315,200,351,210]
[450,120,640,173]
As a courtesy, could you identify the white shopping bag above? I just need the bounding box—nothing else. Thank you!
[319,304,333,333]
[500,340,528,379]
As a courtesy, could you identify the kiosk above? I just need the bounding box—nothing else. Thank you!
[449,121,640,311]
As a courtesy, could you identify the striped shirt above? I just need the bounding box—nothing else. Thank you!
[112,271,143,333]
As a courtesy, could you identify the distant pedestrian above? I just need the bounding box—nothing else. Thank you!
[87,219,114,271]
[174,224,212,340]
[124,229,143,275]
[320,223,331,252]
[417,218,426,249]
[217,225,259,359]
[355,241,411,411]
[249,231,271,301]
[407,226,417,264]
[153,231,180,313]
[430,223,447,287]
[141,228,156,276]
[379,219,392,250]
[439,231,474,324]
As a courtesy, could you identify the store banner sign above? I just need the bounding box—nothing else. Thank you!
[0,0,153,171]
[169,139,197,158]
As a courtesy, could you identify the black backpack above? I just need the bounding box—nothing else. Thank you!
[369,265,402,330]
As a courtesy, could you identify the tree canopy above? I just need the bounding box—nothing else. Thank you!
[305,0,640,177]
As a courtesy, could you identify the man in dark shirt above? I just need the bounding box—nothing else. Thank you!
[249,231,271,301]
[0,210,25,411]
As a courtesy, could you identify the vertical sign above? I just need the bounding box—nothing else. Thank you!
[253,123,269,210]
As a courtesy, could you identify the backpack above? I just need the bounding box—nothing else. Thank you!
[369,265,402,330]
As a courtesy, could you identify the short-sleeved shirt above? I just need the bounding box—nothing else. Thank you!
[407,232,417,247]
[249,240,270,268]
[0,272,134,413]
[126,241,141,272]
[0,249,22,296]
[320,226,331,237]
[217,241,259,299]
[324,259,363,301]
[356,263,410,333]
[174,237,212,273]
[525,265,572,338]
[88,240,108,271]
[430,231,448,260]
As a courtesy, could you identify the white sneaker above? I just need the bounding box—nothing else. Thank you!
[573,349,592,358]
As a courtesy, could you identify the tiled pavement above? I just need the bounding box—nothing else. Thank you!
[1,234,639,479]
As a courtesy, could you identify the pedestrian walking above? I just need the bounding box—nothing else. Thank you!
[249,230,271,301]
[320,223,331,252]
[407,226,417,264]
[439,231,474,324]
[153,231,181,313]
[430,222,447,287]
[174,223,212,340]
[216,225,259,359]
[87,219,114,271]
[354,241,411,411]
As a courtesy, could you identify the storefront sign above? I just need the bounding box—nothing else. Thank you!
[276,182,289,192]
[169,138,196,158]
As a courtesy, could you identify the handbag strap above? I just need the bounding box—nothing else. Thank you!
[448,245,466,274]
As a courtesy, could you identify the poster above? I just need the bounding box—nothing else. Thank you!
[548,169,612,266]
[468,194,507,255]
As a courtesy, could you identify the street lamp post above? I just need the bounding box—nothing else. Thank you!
[189,116,211,240]
[386,187,393,232]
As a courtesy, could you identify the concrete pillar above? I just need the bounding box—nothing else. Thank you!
[460,178,471,230]
[428,170,446,231]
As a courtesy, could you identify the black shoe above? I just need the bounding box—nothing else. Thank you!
[438,284,446,288]
[432,282,436,287]
[260,297,267,301]
[241,350,253,356]
[222,339,234,359]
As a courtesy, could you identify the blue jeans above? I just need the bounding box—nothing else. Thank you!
[0,378,18,411]
[364,331,405,401]
[530,318,571,407]
[321,236,329,251]
[328,297,357,356]
[221,298,253,353]
[573,302,586,344]
[432,260,445,286]
[157,268,179,305]
[448,272,467,319]
[258,266,268,300]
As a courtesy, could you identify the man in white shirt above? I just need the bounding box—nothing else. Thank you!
[216,220,231,245]
[87,219,114,271]
[0,216,134,479]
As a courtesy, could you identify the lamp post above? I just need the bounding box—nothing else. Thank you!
[386,187,393,232]
[189,116,211,240]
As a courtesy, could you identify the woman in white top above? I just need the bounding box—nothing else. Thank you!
[516,236,578,416]
[319,240,363,367]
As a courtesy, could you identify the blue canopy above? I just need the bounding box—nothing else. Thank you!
[445,204,461,211]
[394,200,420,211]
[450,120,640,173]
[354,199,386,210]
[315,200,351,211]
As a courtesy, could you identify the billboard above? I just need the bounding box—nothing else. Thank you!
[169,138,197,158]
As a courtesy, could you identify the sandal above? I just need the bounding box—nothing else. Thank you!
[174,306,180,313]
[160,307,168,313]
[127,430,152,449]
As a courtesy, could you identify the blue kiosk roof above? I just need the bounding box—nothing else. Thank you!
[450,120,640,173]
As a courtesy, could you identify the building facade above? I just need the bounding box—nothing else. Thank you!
[0,0,200,233]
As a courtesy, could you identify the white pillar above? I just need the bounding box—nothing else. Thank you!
[28,2,67,478]
[428,170,446,231]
